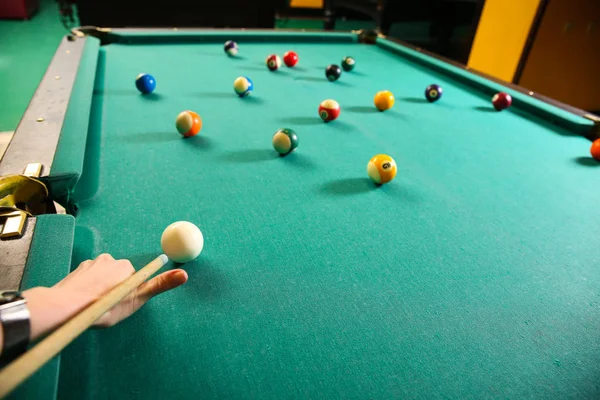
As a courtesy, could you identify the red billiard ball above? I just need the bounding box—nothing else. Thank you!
[318,99,340,122]
[266,54,282,71]
[283,51,298,67]
[590,139,600,161]
[492,92,512,111]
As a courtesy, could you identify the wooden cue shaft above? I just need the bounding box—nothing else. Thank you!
[0,254,169,398]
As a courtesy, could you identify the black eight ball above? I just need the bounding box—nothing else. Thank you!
[325,64,342,81]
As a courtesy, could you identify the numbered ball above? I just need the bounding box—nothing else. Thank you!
[590,139,600,161]
[425,84,442,102]
[325,64,342,81]
[266,54,282,71]
[272,128,299,156]
[341,56,355,72]
[135,73,156,94]
[175,111,202,137]
[374,90,395,111]
[492,92,512,111]
[318,99,340,122]
[233,76,253,97]
[224,40,238,56]
[367,154,397,185]
[283,51,299,67]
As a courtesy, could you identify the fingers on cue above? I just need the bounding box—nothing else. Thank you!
[115,259,136,277]
[137,269,189,303]
[78,254,113,270]
[98,254,136,280]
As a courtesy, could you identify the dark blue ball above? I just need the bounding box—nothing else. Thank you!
[135,73,156,94]
[224,40,238,56]
[425,84,442,102]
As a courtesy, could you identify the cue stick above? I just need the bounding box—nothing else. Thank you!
[0,254,169,398]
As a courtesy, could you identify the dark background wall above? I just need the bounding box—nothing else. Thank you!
[75,0,485,65]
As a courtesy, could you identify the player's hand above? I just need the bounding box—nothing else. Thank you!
[23,254,188,340]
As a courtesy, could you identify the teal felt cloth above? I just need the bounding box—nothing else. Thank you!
[47,37,100,210]
[15,32,600,399]
[9,215,74,400]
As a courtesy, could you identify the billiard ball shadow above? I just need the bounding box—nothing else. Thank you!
[140,93,165,101]
[279,151,316,169]
[383,109,408,119]
[346,106,379,114]
[400,97,428,104]
[331,80,353,87]
[269,69,291,75]
[220,149,278,163]
[184,135,213,149]
[178,258,227,300]
[319,178,374,195]
[294,77,353,87]
[360,108,406,119]
[474,105,497,112]
[294,76,326,83]
[159,254,227,299]
[574,156,600,167]
[278,116,322,126]
[93,89,166,100]
[239,96,265,105]
[197,51,228,58]
[244,66,268,71]
[323,120,356,131]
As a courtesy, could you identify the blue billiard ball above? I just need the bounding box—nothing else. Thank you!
[233,76,253,97]
[135,73,156,94]
[425,84,442,102]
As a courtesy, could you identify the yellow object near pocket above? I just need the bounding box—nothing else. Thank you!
[290,0,323,9]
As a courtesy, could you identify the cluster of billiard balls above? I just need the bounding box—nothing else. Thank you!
[134,40,598,265]
[133,40,518,186]
[258,45,355,83]
[325,57,355,81]
[265,51,299,70]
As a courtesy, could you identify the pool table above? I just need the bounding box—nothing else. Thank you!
[1,27,600,399]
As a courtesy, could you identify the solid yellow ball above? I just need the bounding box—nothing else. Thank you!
[374,90,395,111]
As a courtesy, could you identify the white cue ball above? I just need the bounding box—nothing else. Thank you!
[160,221,204,263]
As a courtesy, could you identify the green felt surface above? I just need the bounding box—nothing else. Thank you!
[21,33,600,399]
[10,215,75,400]
[0,0,64,132]
[49,37,100,207]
